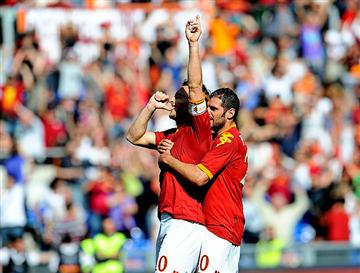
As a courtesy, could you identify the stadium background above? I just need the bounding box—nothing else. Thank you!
[0,0,359,272]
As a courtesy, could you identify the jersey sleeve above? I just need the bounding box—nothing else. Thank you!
[188,96,211,141]
[197,133,237,179]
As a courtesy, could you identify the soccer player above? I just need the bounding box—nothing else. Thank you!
[158,88,248,272]
[127,16,211,272]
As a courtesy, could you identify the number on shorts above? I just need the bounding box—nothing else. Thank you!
[200,255,209,271]
[158,255,168,272]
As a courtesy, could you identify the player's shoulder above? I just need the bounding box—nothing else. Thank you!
[215,128,237,148]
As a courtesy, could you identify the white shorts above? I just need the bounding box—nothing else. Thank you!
[155,213,205,273]
[198,229,241,273]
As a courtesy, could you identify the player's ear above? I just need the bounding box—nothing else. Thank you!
[226,108,235,120]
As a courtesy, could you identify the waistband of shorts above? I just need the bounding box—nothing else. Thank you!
[160,212,204,225]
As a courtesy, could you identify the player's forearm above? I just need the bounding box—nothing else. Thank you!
[126,103,155,144]
[188,41,203,102]
[163,154,209,186]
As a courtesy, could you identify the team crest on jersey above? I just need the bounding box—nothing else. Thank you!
[216,132,234,147]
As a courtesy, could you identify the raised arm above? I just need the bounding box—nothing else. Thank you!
[186,15,204,103]
[127,91,172,149]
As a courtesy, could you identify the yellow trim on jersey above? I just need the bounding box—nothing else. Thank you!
[188,95,205,105]
[216,132,234,147]
[197,163,213,179]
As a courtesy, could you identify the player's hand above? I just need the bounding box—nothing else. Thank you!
[158,139,173,164]
[159,150,172,164]
[158,139,174,154]
[185,15,202,43]
[149,91,173,111]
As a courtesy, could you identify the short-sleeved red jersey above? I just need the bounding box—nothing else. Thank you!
[155,109,211,224]
[197,125,248,245]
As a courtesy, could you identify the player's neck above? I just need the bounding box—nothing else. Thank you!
[216,121,236,136]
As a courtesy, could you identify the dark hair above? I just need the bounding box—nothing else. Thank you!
[7,171,17,182]
[47,101,58,110]
[182,79,210,98]
[8,234,23,244]
[210,88,240,120]
[49,177,63,190]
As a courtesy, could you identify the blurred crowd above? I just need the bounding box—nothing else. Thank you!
[1,0,360,271]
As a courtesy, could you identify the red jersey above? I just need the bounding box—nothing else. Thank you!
[42,116,67,147]
[324,204,350,241]
[155,110,211,224]
[197,125,248,245]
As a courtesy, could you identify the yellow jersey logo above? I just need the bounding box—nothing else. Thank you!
[216,132,234,147]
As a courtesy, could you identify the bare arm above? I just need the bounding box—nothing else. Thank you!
[252,178,273,212]
[158,139,209,186]
[14,103,35,126]
[186,15,204,103]
[126,91,171,149]
[288,187,309,214]
[126,103,156,149]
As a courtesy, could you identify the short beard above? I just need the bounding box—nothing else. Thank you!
[211,123,222,134]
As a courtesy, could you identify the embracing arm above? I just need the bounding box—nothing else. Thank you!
[157,139,209,186]
[161,152,209,186]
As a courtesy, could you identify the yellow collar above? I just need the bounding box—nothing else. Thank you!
[217,122,236,135]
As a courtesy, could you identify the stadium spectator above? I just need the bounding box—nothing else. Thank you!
[80,217,126,273]
[209,11,240,58]
[252,177,309,246]
[322,197,350,241]
[84,167,116,235]
[0,234,51,273]
[242,174,265,244]
[0,172,26,247]
[2,140,26,184]
[51,188,86,247]
[108,181,138,237]
[41,102,68,148]
[255,225,285,268]
[13,103,46,161]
